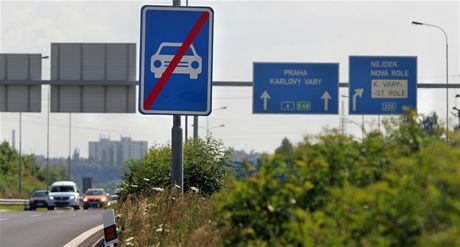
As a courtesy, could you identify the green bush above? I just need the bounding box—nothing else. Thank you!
[0,141,66,197]
[119,137,231,198]
[213,111,460,246]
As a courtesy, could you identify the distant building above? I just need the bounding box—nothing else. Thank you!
[88,137,148,165]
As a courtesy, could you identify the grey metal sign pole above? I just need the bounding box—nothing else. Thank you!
[185,116,188,141]
[171,0,184,194]
[18,112,22,194]
[172,115,183,193]
[68,113,71,180]
[193,116,198,140]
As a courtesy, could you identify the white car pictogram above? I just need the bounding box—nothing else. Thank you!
[151,42,202,80]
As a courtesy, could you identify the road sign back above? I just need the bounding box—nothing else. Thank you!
[139,6,214,115]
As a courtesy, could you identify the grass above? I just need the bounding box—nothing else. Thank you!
[0,204,28,211]
[114,188,220,247]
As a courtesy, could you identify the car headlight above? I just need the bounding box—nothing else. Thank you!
[83,197,88,202]
[49,196,54,200]
[69,195,75,200]
[101,197,106,202]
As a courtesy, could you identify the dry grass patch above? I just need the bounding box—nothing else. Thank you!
[114,188,221,247]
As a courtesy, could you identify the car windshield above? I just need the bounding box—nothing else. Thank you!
[32,191,48,197]
[159,45,194,56]
[86,190,104,195]
[50,186,75,192]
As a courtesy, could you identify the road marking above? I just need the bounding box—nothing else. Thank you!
[91,236,105,247]
[0,218,8,222]
[63,224,103,247]
[30,214,41,217]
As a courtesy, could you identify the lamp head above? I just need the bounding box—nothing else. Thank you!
[412,21,423,25]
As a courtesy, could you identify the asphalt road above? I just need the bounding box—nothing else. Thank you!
[0,209,105,247]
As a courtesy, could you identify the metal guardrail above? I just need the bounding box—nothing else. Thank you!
[0,199,29,205]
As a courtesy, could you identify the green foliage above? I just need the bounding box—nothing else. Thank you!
[213,110,460,246]
[419,112,443,137]
[275,137,294,156]
[0,141,66,197]
[119,137,231,198]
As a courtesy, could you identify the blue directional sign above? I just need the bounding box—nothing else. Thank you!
[253,63,339,114]
[139,6,213,115]
[349,56,417,115]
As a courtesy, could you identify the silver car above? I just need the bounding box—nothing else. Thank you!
[47,181,82,210]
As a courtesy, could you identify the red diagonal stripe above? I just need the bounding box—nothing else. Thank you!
[144,11,209,110]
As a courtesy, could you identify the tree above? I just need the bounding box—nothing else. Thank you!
[0,141,66,196]
[275,137,293,156]
[419,112,443,137]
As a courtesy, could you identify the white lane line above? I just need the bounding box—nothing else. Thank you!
[63,224,103,247]
[30,214,41,217]
[0,218,8,222]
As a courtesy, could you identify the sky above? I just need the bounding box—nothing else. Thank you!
[0,0,459,158]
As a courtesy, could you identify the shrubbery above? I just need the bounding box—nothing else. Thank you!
[119,137,231,198]
[213,111,460,246]
[115,111,460,246]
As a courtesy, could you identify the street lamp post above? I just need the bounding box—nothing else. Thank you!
[207,106,227,136]
[42,55,50,189]
[192,124,226,137]
[207,124,225,137]
[452,107,460,129]
[412,21,449,133]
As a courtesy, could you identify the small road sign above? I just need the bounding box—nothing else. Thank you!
[253,62,339,114]
[349,56,417,115]
[139,6,214,115]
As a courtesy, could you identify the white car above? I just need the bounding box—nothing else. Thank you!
[47,181,82,210]
[151,42,202,79]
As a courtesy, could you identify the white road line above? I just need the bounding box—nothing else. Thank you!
[63,224,103,247]
[30,214,41,217]
[0,218,8,222]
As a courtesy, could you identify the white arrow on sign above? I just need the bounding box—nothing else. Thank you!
[321,91,332,111]
[260,90,271,111]
[352,88,364,112]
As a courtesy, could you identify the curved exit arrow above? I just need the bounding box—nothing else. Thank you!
[352,88,364,112]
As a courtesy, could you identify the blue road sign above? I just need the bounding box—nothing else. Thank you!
[349,56,417,115]
[253,63,339,114]
[139,6,213,115]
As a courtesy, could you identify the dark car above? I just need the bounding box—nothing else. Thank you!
[29,190,48,210]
